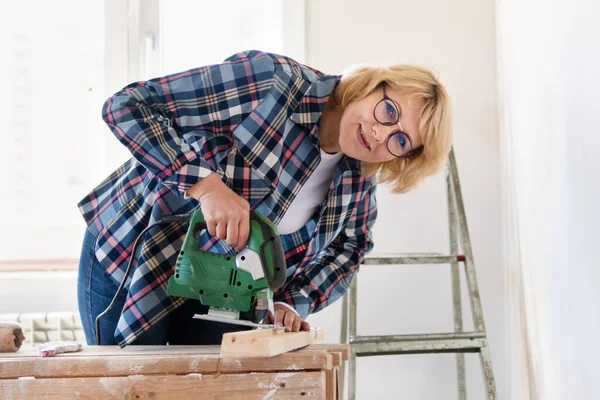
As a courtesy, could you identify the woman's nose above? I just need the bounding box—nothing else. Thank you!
[372,124,393,143]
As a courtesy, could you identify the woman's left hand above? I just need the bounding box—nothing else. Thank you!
[263,304,310,332]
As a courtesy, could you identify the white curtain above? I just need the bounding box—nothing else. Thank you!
[496,0,600,398]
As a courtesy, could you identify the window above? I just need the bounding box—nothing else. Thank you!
[0,1,106,262]
[0,0,305,267]
[160,0,286,74]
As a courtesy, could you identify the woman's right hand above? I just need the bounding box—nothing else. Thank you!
[187,174,250,252]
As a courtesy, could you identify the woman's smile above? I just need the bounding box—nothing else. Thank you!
[357,124,371,150]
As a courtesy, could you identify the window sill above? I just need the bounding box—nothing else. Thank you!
[0,259,78,273]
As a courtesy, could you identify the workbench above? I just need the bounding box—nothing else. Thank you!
[0,344,348,399]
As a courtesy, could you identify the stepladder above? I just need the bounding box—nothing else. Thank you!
[340,148,497,399]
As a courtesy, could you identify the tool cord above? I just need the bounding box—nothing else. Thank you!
[94,214,191,345]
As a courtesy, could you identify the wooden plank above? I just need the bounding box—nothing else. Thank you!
[1,343,350,360]
[221,327,324,358]
[304,344,351,360]
[0,345,223,358]
[325,367,339,400]
[0,351,333,379]
[1,371,325,399]
[328,351,342,367]
[0,344,344,360]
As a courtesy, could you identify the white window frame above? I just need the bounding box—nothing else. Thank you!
[1,0,307,271]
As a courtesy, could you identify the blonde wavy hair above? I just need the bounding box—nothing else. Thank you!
[335,64,453,193]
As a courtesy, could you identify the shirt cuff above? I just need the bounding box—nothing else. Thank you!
[163,158,221,199]
[274,289,311,320]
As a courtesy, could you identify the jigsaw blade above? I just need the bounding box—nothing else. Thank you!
[192,314,283,330]
[267,297,275,318]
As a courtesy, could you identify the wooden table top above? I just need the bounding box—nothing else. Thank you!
[0,344,350,379]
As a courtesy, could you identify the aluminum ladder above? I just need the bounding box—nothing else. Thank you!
[340,148,497,399]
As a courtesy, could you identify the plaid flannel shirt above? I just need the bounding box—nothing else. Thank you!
[77,50,378,346]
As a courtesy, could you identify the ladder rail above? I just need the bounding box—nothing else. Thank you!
[363,254,465,264]
[340,287,350,398]
[352,338,487,356]
[339,148,497,400]
[348,272,358,400]
[449,149,486,333]
[351,331,486,343]
[448,163,467,399]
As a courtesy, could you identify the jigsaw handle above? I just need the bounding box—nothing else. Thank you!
[187,209,286,290]
[191,213,208,241]
[168,209,287,312]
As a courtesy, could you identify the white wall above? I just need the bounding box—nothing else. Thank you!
[302,0,506,399]
[0,1,506,397]
[496,0,600,397]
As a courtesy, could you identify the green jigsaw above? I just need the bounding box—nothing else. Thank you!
[167,209,287,328]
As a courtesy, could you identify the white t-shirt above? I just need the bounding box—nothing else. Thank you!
[276,149,344,235]
[274,148,343,317]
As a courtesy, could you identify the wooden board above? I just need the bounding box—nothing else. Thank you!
[0,343,349,400]
[0,350,333,379]
[304,344,351,361]
[0,344,224,358]
[220,327,325,358]
[1,371,326,399]
[326,367,339,400]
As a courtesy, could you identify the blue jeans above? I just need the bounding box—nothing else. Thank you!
[76,227,250,345]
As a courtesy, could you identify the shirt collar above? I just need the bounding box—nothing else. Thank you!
[289,74,363,173]
[289,74,340,135]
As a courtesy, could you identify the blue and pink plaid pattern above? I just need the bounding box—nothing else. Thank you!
[78,50,378,346]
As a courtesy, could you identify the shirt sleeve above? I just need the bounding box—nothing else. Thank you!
[101,50,275,198]
[274,183,378,319]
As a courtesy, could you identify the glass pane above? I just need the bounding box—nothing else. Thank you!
[0,1,105,260]
[160,0,284,75]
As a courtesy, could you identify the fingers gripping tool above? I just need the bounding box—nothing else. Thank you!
[166,210,287,328]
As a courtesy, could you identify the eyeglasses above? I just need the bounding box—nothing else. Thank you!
[373,84,424,158]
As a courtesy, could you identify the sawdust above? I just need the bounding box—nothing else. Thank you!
[129,364,144,374]
[257,381,277,390]
[275,372,296,379]
[188,358,201,370]
[261,388,277,399]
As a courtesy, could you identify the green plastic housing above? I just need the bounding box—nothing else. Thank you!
[167,209,286,312]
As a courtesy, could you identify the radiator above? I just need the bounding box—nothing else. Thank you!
[0,312,85,348]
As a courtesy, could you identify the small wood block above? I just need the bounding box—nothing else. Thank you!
[0,322,25,353]
[221,327,324,358]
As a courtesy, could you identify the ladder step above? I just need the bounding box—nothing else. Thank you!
[350,331,487,356]
[364,253,465,265]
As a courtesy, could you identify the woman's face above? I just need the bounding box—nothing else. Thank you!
[338,85,424,163]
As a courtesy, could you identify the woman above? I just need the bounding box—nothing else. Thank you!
[77,50,452,346]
